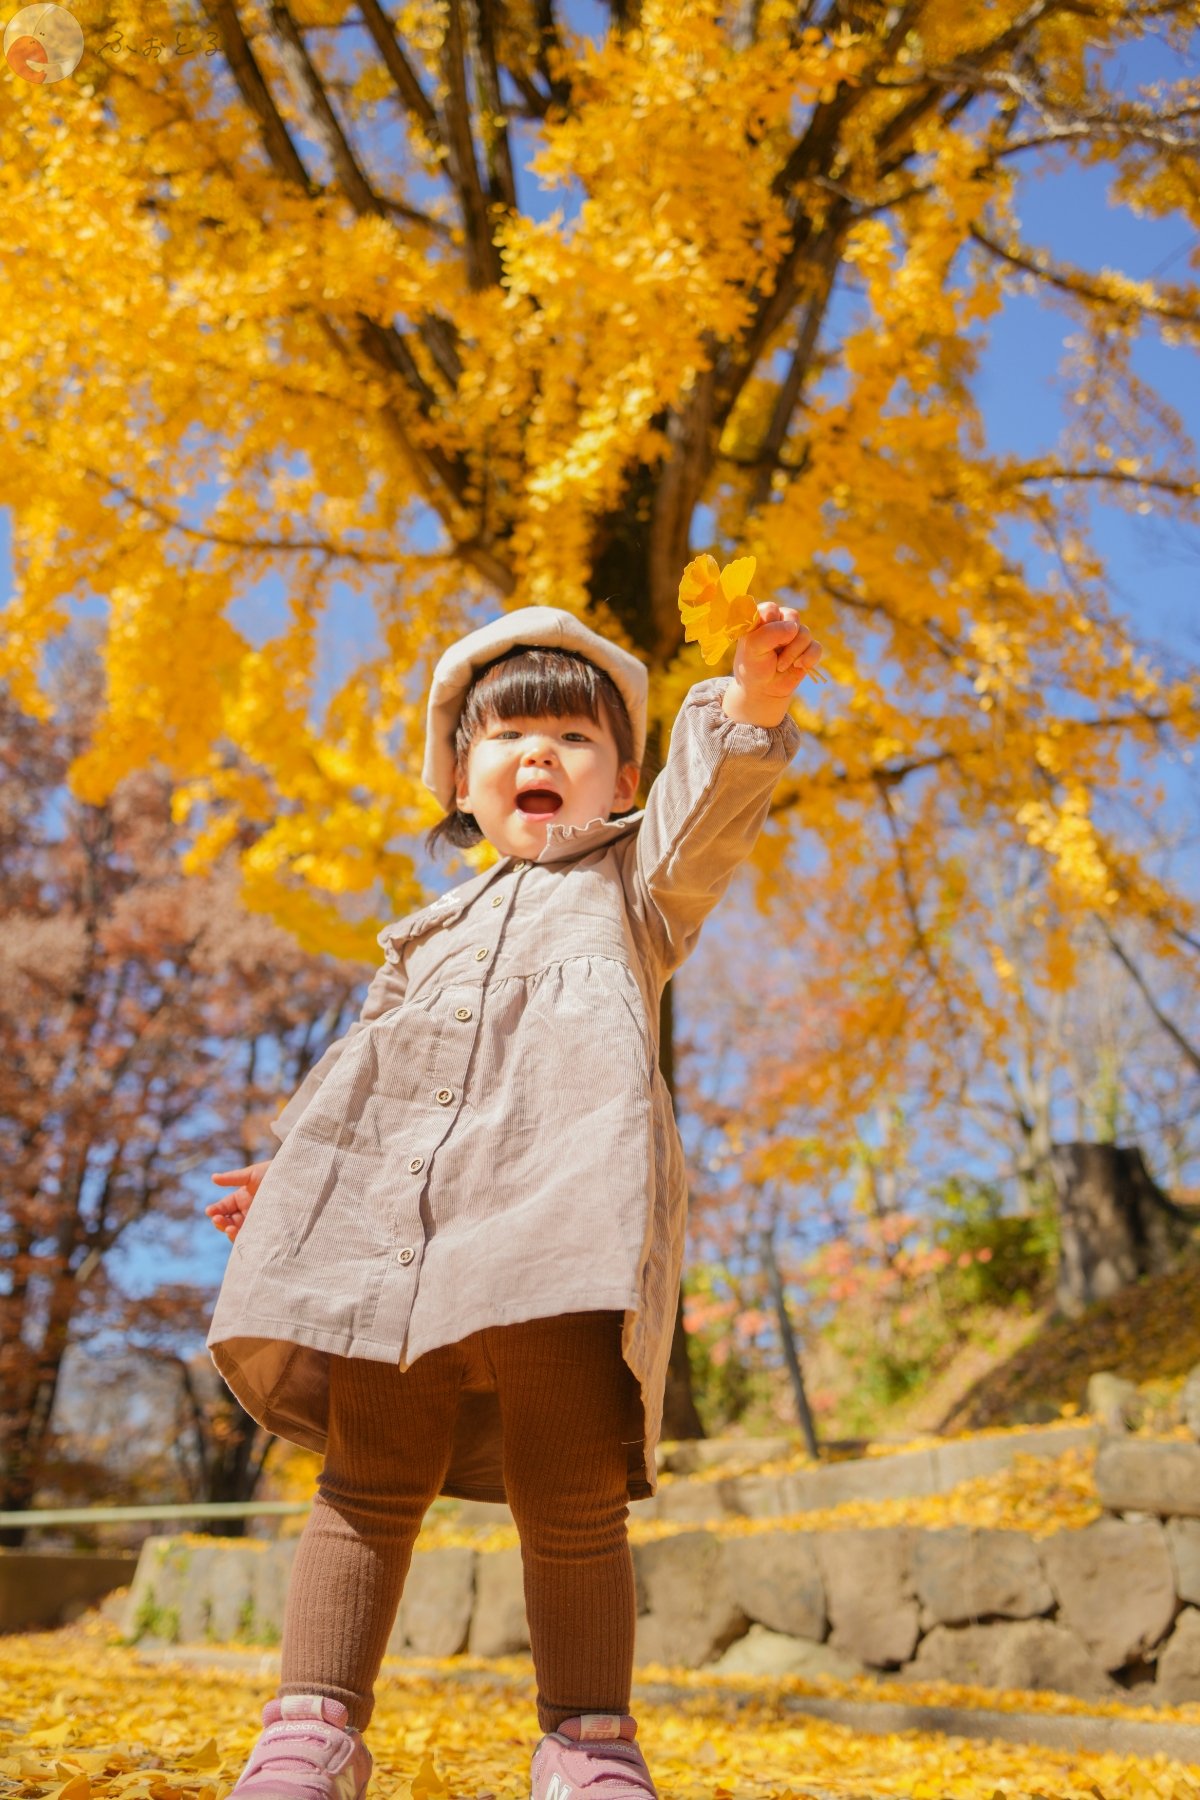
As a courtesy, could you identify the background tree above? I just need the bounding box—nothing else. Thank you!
[674,825,1200,1436]
[0,646,369,1540]
[2,0,1199,1428]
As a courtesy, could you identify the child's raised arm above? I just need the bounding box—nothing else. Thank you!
[631,602,820,974]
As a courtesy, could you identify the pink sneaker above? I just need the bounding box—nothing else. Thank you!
[530,1714,658,1800]
[228,1695,372,1800]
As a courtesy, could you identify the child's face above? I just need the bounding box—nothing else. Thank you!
[455,709,641,860]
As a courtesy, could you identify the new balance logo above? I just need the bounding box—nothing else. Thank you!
[544,1776,572,1800]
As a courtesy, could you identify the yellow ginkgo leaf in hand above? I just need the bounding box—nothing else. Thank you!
[678,554,760,666]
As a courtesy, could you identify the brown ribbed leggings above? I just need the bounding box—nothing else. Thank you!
[278,1311,640,1735]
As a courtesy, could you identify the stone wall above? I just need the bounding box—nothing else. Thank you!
[0,1550,138,1633]
[120,1440,1200,1705]
[635,1422,1099,1525]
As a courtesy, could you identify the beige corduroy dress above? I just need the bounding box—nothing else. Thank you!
[207,677,801,1502]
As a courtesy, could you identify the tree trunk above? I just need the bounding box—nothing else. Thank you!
[0,1273,78,1545]
[176,1358,274,1535]
[761,1227,819,1459]
[590,542,704,1441]
[1049,1141,1196,1319]
[193,1395,273,1537]
[657,979,705,1440]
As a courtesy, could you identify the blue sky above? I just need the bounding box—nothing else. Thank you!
[4,21,1198,1315]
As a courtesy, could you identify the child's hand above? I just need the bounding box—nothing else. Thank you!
[724,602,823,726]
[206,1160,272,1241]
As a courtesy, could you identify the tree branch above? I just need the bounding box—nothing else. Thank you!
[87,472,458,565]
[269,0,385,218]
[355,0,441,142]
[999,461,1200,500]
[970,224,1200,329]
[470,0,519,213]
[1096,918,1200,1078]
[440,0,505,289]
[747,251,840,516]
[205,0,315,191]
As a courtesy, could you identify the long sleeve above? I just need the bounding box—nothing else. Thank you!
[269,950,409,1145]
[632,676,802,977]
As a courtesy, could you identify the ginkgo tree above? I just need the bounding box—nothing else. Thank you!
[2,1,1198,1343]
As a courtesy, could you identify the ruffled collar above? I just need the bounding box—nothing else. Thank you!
[528,809,644,866]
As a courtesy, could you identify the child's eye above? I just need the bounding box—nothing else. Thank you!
[489,726,590,742]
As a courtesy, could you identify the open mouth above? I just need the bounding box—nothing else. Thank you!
[515,788,563,816]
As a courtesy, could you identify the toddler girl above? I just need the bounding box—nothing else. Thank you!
[205,599,821,1800]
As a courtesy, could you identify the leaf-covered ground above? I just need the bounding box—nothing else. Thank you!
[940,1262,1200,1432]
[3,1623,1200,1800]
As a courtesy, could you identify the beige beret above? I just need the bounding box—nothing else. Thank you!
[422,607,649,811]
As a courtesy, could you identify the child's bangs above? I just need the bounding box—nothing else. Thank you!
[471,652,606,731]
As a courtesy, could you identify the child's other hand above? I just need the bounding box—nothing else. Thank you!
[206,1160,272,1241]
[724,602,823,726]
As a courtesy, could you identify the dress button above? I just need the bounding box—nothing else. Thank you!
[436,1088,454,1104]
[474,946,489,962]
[396,1246,415,1266]
[512,860,528,872]
[491,894,504,907]
[454,1007,472,1021]
[408,1156,425,1173]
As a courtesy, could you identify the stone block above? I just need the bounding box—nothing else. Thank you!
[1157,1607,1200,1705]
[467,1546,528,1657]
[788,1455,938,1514]
[121,1539,166,1641]
[654,1481,733,1525]
[814,1530,919,1668]
[929,1424,1098,1488]
[206,1548,260,1643]
[722,1532,826,1641]
[722,1474,803,1519]
[1042,1519,1176,1670]
[912,1528,1054,1625]
[632,1532,748,1667]
[658,1438,793,1476]
[712,1624,863,1680]
[633,1612,676,1668]
[246,1542,296,1644]
[903,1619,1116,1700]
[122,1538,234,1644]
[1095,1439,1200,1518]
[391,1547,475,1657]
[1086,1372,1141,1433]
[1167,1519,1200,1607]
[1184,1367,1200,1441]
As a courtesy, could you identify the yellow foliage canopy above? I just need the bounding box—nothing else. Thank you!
[0,0,1196,1092]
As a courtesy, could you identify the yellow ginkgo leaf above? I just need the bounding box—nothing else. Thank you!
[677,553,760,666]
[408,1750,450,1800]
[51,1774,91,1800]
[177,1742,220,1772]
[27,1723,75,1750]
